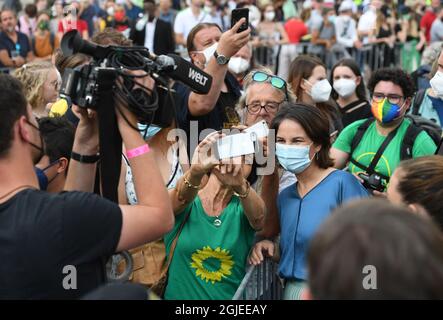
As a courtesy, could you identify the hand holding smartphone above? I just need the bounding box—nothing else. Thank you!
[231,8,249,33]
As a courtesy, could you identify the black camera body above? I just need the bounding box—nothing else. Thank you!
[59,30,212,113]
[59,64,118,110]
[358,173,385,192]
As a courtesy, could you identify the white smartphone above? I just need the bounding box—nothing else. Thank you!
[216,133,255,160]
[243,120,269,141]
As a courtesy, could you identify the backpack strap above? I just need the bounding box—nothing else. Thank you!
[412,89,426,115]
[400,121,422,160]
[350,118,374,155]
[50,32,55,49]
[349,120,401,182]
[31,35,36,54]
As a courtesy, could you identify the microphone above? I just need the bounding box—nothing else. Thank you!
[151,54,213,95]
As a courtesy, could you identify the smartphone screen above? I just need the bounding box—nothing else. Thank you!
[231,8,249,33]
[216,133,255,160]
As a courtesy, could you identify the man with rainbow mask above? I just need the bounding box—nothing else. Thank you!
[330,68,437,193]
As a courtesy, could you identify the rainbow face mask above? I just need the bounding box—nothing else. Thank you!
[371,99,403,124]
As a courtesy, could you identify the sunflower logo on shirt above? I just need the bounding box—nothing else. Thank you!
[190,246,234,284]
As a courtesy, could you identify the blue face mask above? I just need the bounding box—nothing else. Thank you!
[275,143,313,174]
[34,160,60,190]
[138,123,162,140]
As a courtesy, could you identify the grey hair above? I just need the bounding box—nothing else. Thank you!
[235,67,296,124]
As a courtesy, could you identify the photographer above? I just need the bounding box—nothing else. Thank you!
[331,68,437,194]
[0,71,173,298]
[175,20,250,157]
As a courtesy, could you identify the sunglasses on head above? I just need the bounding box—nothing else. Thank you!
[251,71,288,100]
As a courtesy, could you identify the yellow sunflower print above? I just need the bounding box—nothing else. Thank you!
[191,246,234,284]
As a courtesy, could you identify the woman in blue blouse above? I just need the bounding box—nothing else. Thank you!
[249,102,368,300]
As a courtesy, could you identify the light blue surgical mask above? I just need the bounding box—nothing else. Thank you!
[138,123,162,140]
[275,143,313,174]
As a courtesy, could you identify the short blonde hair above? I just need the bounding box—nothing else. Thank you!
[236,67,296,124]
[13,61,55,111]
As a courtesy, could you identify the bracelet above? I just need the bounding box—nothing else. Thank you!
[126,144,150,159]
[71,151,100,163]
[233,180,251,199]
[183,174,199,190]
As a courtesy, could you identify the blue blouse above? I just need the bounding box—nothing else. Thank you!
[277,170,369,280]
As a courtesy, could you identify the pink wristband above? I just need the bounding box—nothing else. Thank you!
[126,144,150,159]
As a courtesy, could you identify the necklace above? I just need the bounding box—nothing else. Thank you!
[0,185,36,201]
[213,216,222,227]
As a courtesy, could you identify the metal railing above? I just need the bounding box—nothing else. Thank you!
[252,41,405,77]
[232,257,283,300]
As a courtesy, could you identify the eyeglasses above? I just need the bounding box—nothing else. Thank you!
[252,71,289,99]
[372,93,404,105]
[245,100,284,114]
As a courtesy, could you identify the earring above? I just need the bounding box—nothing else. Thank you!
[316,153,319,160]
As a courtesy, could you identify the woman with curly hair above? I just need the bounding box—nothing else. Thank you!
[13,61,61,118]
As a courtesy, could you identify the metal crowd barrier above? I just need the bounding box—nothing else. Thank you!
[232,257,283,300]
[252,41,404,76]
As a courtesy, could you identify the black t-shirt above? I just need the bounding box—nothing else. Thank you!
[175,72,242,157]
[0,189,122,299]
[339,99,372,128]
[0,31,31,68]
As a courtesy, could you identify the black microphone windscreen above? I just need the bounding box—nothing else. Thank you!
[166,54,212,95]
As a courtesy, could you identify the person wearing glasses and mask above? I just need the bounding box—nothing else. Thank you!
[331,68,437,194]
[249,103,368,300]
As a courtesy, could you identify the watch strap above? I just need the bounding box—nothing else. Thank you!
[71,151,100,163]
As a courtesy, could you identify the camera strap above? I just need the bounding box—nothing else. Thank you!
[350,124,401,179]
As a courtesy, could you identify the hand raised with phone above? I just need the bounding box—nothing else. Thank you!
[191,131,224,175]
[217,18,251,60]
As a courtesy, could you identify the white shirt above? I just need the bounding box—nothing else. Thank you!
[335,16,358,48]
[144,18,156,54]
[357,8,376,44]
[173,7,213,42]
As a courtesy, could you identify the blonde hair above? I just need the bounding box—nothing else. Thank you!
[13,61,55,111]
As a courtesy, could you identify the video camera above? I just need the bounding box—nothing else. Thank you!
[59,30,213,117]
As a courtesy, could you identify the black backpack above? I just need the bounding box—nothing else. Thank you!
[350,117,442,175]
[412,89,426,115]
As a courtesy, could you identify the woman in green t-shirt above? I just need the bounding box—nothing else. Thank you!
[165,132,266,300]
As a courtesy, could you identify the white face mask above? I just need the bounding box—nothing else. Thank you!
[228,57,250,74]
[341,15,351,22]
[307,79,332,103]
[333,78,357,98]
[264,11,275,21]
[195,41,218,67]
[107,7,115,16]
[430,71,443,99]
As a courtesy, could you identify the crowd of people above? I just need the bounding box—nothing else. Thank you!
[0,0,443,301]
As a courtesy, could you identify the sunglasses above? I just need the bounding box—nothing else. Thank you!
[252,71,288,99]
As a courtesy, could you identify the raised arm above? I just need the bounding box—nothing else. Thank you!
[188,18,250,116]
[170,131,222,214]
[64,106,99,192]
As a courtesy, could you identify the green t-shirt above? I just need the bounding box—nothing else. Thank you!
[164,196,255,300]
[333,118,437,180]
